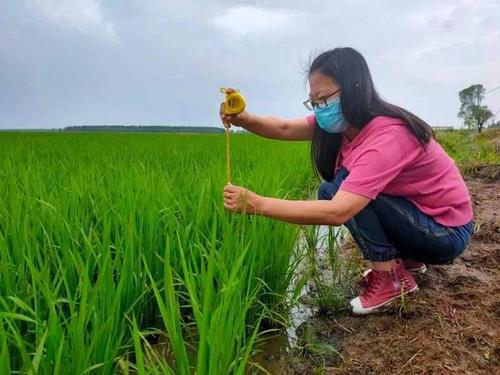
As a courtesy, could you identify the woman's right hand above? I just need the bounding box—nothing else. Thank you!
[219,88,251,129]
[219,103,251,129]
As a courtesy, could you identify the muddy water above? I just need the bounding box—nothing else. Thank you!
[251,225,341,374]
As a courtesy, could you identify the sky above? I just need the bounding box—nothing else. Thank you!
[1,0,499,129]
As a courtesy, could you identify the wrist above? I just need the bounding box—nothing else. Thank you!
[243,112,256,129]
[256,195,268,216]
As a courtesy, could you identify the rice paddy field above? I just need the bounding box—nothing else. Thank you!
[1,129,498,374]
[0,132,317,374]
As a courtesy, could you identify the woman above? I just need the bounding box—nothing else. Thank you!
[220,47,474,315]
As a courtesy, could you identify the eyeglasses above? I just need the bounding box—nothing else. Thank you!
[303,88,341,111]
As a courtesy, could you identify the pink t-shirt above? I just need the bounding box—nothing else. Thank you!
[306,115,473,227]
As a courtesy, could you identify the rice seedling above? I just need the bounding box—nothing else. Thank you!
[303,226,362,315]
[0,132,315,373]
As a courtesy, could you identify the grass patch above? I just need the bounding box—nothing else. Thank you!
[436,128,500,179]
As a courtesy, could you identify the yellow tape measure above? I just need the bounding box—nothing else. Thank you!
[220,88,246,184]
[220,87,246,115]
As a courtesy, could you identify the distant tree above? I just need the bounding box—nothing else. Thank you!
[458,84,494,133]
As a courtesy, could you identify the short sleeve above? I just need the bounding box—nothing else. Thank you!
[306,115,316,127]
[339,129,413,199]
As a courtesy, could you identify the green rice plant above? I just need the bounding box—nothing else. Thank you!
[304,226,362,315]
[0,132,315,373]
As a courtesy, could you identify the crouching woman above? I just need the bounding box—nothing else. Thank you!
[221,47,474,315]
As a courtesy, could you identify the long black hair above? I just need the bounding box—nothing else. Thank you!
[309,47,434,182]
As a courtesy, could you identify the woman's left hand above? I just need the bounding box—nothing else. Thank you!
[223,184,263,214]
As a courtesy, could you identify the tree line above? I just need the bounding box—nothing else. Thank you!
[63,125,225,133]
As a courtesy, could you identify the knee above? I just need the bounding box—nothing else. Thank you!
[318,181,335,200]
[317,168,349,200]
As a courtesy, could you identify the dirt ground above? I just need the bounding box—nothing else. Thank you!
[283,176,499,374]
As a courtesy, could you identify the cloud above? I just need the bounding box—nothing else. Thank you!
[212,6,299,36]
[408,0,500,61]
[24,0,119,44]
[1,1,499,128]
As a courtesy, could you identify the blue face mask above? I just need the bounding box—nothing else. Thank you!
[313,97,347,133]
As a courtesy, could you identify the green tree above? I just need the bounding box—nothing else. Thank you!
[458,84,494,133]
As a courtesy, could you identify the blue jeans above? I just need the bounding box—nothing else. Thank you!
[318,168,474,264]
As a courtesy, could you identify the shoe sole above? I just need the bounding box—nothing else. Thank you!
[406,265,427,274]
[351,284,419,315]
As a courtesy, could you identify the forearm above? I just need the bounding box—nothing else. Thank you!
[258,197,344,226]
[243,114,287,140]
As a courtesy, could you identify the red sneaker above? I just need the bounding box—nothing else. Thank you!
[402,259,427,274]
[362,258,426,286]
[351,261,418,315]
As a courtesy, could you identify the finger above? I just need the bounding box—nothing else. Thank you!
[225,205,237,212]
[224,198,236,206]
[225,115,236,125]
[219,104,234,119]
[224,202,235,210]
[219,103,231,127]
